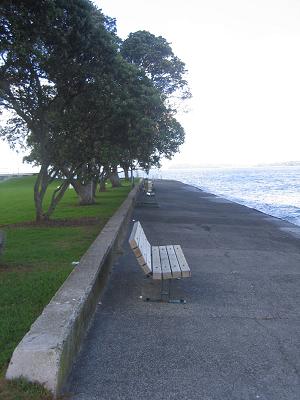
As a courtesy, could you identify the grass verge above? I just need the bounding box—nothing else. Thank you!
[0,175,132,399]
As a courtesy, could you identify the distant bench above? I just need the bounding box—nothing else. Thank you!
[143,179,155,196]
[129,221,191,302]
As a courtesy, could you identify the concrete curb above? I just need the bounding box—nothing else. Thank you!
[6,183,140,396]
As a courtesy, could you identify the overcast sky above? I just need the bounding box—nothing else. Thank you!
[1,0,300,172]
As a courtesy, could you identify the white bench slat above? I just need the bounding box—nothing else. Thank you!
[174,245,191,277]
[131,223,142,258]
[152,246,162,280]
[139,233,151,275]
[139,229,150,263]
[129,221,142,249]
[129,222,150,274]
[159,246,172,279]
[166,245,182,278]
[144,241,151,271]
[135,247,149,275]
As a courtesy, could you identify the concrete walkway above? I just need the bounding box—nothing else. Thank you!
[65,180,300,400]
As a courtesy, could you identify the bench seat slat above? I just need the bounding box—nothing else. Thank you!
[152,246,162,280]
[159,246,172,279]
[173,245,191,278]
[166,245,182,278]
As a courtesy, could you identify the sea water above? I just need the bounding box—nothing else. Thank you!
[150,166,300,227]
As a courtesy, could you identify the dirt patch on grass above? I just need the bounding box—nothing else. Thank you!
[1,217,103,229]
[0,265,19,272]
[0,264,42,273]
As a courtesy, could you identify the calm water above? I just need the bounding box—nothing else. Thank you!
[150,166,300,227]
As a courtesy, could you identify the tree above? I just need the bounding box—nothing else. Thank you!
[121,30,191,102]
[120,30,190,172]
[0,0,118,219]
[104,59,185,173]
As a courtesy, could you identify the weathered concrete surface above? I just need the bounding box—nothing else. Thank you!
[6,183,140,396]
[65,180,300,400]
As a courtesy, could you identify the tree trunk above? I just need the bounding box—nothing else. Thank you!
[34,164,69,221]
[99,166,109,192]
[92,180,97,197]
[44,180,70,218]
[124,167,129,180]
[109,166,121,188]
[71,180,95,205]
[34,165,49,221]
[99,178,107,192]
[121,163,130,181]
[130,165,135,188]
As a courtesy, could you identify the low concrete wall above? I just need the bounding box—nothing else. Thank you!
[6,183,140,396]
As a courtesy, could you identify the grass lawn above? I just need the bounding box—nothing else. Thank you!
[0,175,132,399]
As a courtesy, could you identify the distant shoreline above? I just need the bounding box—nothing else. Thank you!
[165,162,300,170]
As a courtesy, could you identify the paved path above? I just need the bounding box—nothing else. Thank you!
[65,180,300,400]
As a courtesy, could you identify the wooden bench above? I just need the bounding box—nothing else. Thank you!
[143,179,155,196]
[129,221,191,302]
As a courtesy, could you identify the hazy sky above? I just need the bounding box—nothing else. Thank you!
[1,0,300,172]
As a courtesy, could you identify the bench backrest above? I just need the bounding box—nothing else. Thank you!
[128,222,152,275]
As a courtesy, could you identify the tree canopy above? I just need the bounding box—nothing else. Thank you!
[121,30,191,102]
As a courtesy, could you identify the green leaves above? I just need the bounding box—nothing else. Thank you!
[121,30,191,100]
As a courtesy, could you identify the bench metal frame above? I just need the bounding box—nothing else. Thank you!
[144,276,186,304]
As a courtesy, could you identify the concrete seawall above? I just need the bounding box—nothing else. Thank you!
[6,183,140,396]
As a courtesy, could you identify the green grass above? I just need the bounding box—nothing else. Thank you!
[0,175,131,224]
[0,377,54,400]
[0,175,132,399]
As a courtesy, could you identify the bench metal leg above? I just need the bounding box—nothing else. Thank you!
[144,279,186,304]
